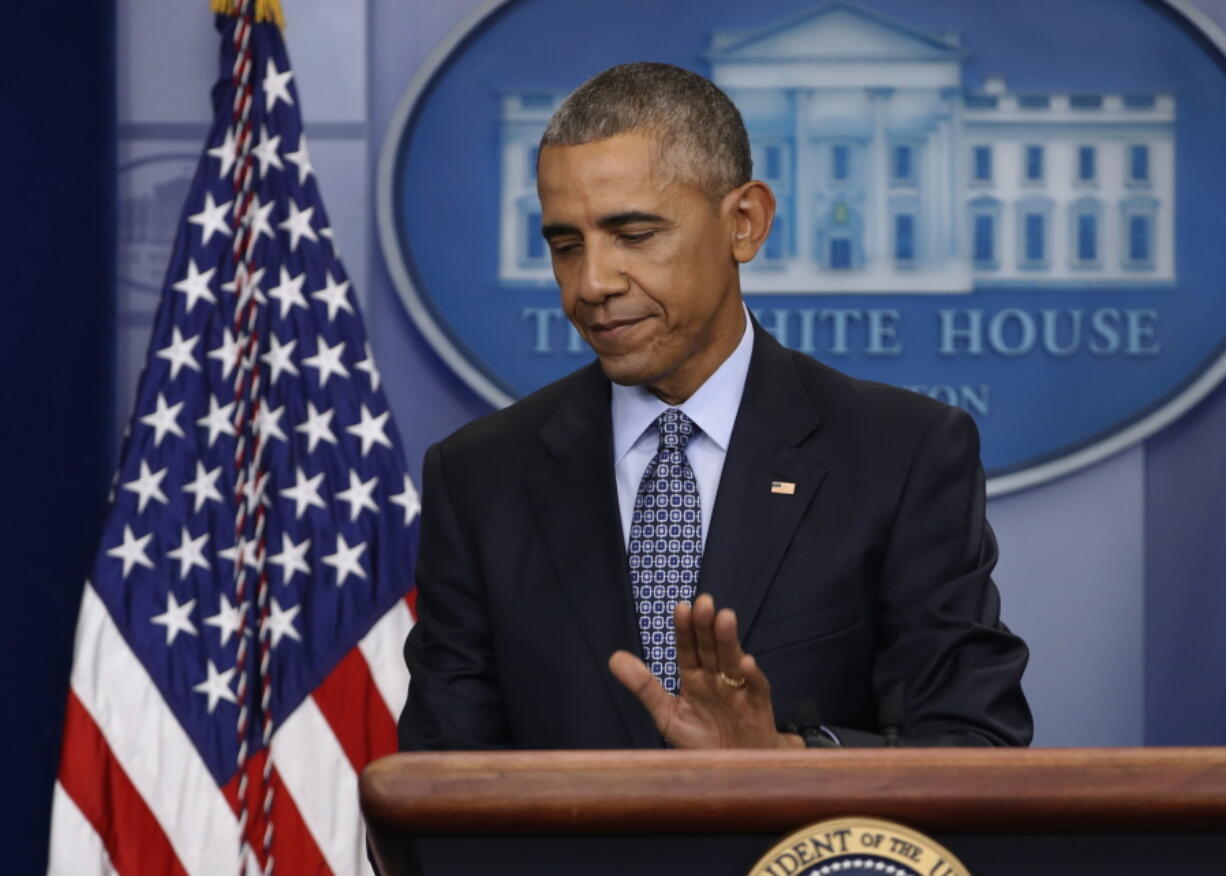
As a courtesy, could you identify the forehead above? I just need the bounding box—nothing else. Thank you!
[536,133,675,217]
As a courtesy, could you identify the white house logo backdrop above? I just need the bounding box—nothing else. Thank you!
[378,0,1226,494]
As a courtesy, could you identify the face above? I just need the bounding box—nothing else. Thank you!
[537,132,763,404]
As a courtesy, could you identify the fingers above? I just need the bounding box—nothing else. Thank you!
[674,599,699,671]
[713,607,746,679]
[690,594,720,671]
[608,650,675,730]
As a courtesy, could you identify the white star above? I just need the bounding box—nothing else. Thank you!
[204,594,249,647]
[267,266,308,318]
[260,333,299,384]
[346,404,393,457]
[193,660,238,713]
[166,526,210,579]
[106,525,154,577]
[319,226,338,254]
[182,461,224,512]
[122,460,169,513]
[263,58,295,112]
[277,199,318,252]
[264,598,302,648]
[251,125,283,177]
[196,395,235,447]
[207,125,238,178]
[151,591,197,645]
[241,194,276,244]
[206,328,241,381]
[221,265,266,309]
[251,403,287,449]
[187,191,232,244]
[280,466,327,518]
[294,401,337,453]
[311,271,353,322]
[354,342,381,391]
[302,335,349,388]
[139,393,186,446]
[284,135,314,184]
[336,469,379,521]
[322,533,367,586]
[155,327,201,379]
[217,538,259,571]
[268,532,311,585]
[390,474,422,526]
[172,259,217,313]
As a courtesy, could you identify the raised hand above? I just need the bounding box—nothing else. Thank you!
[609,593,803,749]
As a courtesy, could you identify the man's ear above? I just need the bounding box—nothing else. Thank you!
[725,180,776,264]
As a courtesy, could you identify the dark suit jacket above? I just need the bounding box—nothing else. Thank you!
[399,323,1032,749]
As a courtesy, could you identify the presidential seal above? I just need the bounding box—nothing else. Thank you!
[747,817,971,876]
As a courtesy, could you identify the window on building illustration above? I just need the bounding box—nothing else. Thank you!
[1024,213,1045,263]
[1018,94,1050,109]
[520,93,554,108]
[965,94,998,109]
[1129,145,1150,182]
[1070,94,1103,110]
[1025,146,1044,182]
[893,145,913,183]
[973,146,992,182]
[764,215,786,261]
[974,214,995,265]
[1077,213,1098,262]
[830,238,852,269]
[525,210,545,262]
[526,145,539,181]
[1129,214,1151,263]
[1078,147,1096,182]
[764,145,782,181]
[894,214,915,262]
[1123,94,1156,110]
[832,144,850,181]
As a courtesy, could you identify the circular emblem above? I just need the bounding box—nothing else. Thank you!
[747,817,972,876]
[378,0,1226,495]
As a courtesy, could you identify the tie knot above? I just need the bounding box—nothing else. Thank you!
[657,408,696,453]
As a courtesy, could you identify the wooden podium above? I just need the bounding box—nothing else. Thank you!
[361,748,1226,875]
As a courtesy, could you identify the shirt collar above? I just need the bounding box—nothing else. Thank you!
[611,307,755,465]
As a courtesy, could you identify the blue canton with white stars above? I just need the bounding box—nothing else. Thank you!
[628,409,702,694]
[90,16,418,787]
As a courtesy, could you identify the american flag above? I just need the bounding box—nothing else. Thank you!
[49,4,417,873]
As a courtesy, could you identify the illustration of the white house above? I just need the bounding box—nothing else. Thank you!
[499,1,1175,293]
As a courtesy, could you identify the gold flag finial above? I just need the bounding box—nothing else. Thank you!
[210,0,285,29]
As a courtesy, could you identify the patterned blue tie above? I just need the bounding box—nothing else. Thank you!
[628,408,702,695]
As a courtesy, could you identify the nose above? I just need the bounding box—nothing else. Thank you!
[575,238,628,304]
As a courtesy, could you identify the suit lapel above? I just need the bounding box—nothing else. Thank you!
[700,326,827,640]
[526,364,662,748]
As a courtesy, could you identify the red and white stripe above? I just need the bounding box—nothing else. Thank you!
[49,584,415,875]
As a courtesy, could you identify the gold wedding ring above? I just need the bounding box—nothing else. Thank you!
[718,671,747,689]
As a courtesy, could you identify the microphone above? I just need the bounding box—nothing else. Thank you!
[785,699,839,748]
[879,689,904,747]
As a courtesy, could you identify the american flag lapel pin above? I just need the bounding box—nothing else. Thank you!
[771,480,796,495]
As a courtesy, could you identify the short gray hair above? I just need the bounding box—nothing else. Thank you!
[540,62,752,200]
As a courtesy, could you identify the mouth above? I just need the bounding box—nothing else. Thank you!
[585,315,652,351]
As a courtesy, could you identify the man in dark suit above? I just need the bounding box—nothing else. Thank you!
[399,62,1031,751]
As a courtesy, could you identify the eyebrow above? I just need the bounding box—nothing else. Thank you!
[540,210,669,241]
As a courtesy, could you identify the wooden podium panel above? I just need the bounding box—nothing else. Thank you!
[361,748,1226,875]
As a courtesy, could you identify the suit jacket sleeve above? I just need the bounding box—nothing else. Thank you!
[398,441,512,750]
[828,404,1032,747]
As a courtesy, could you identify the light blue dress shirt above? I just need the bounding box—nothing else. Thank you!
[611,310,755,550]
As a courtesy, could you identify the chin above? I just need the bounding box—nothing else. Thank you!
[597,354,659,389]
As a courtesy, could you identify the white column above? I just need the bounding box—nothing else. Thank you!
[944,87,966,259]
[793,89,814,268]
[934,119,951,262]
[922,123,940,267]
[867,88,892,268]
